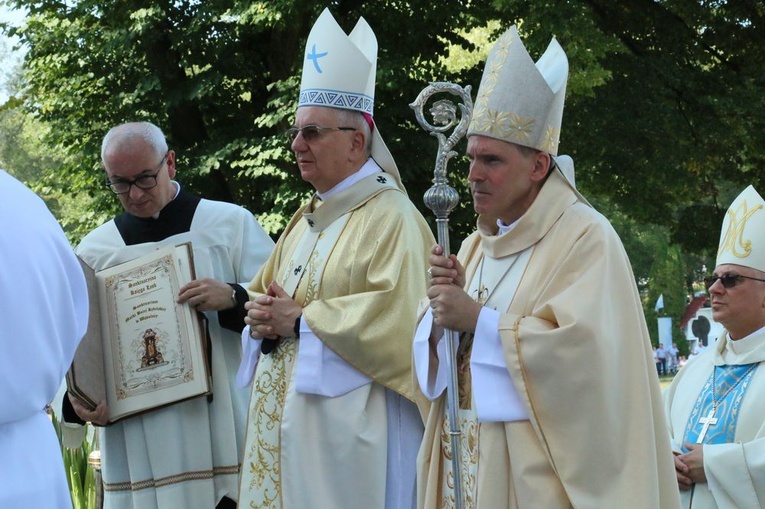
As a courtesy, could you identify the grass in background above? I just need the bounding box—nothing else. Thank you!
[660,374,676,390]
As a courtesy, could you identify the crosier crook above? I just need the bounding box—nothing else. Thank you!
[410,82,473,509]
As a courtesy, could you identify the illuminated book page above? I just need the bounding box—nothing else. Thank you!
[96,243,208,422]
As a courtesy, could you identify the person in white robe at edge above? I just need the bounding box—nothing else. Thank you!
[62,121,273,509]
[0,171,88,508]
[235,8,435,509]
[664,185,765,508]
[413,24,681,509]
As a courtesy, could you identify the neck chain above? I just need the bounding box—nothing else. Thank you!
[696,363,757,443]
[712,364,757,410]
[473,254,520,305]
[458,253,521,382]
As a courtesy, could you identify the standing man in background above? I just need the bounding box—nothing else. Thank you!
[664,185,765,508]
[669,342,680,373]
[0,171,89,508]
[64,121,273,509]
[414,25,680,508]
[657,342,668,376]
[236,8,435,509]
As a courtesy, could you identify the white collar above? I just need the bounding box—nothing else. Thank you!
[727,324,765,343]
[318,158,381,201]
[496,216,521,236]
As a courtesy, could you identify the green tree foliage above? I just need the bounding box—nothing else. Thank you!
[647,241,691,353]
[1,0,498,243]
[484,0,763,347]
[492,0,765,255]
[2,1,760,341]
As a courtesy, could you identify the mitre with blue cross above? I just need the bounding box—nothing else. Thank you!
[716,185,765,272]
[299,8,404,191]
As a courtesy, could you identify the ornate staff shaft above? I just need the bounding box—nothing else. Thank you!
[410,82,472,509]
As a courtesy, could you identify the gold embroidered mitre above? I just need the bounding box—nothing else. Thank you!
[468,25,568,156]
[717,185,765,271]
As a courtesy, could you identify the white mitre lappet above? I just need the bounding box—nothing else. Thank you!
[716,185,765,271]
[299,8,404,192]
[468,25,588,205]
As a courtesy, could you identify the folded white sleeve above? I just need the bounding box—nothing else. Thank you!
[236,325,262,388]
[295,316,371,397]
[471,307,529,422]
[413,308,447,400]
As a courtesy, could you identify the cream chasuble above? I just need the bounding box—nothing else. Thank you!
[416,170,680,509]
[240,170,435,509]
[432,247,533,508]
[664,330,765,508]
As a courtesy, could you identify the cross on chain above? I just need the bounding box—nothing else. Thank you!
[475,284,488,305]
[696,408,718,443]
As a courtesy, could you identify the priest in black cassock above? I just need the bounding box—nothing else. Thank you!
[63,121,273,509]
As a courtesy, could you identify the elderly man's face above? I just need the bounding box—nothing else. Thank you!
[290,106,360,193]
[104,139,176,218]
[708,263,765,339]
[466,135,550,225]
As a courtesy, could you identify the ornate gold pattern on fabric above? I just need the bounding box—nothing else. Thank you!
[481,53,504,92]
[439,410,479,509]
[470,31,509,139]
[718,199,763,259]
[303,251,322,305]
[102,465,239,492]
[244,338,297,509]
[493,31,512,60]
[241,225,327,508]
[471,108,537,143]
[467,25,568,157]
[507,113,535,142]
[456,333,474,410]
[540,126,561,154]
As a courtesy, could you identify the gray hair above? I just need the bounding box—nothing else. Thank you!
[101,122,168,162]
[333,109,372,155]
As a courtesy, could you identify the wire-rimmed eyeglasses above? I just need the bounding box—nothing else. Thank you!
[703,273,765,291]
[285,125,356,143]
[105,151,169,194]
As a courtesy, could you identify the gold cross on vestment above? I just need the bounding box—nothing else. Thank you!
[696,408,718,443]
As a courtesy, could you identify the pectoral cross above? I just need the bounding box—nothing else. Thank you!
[696,408,718,443]
[473,284,488,306]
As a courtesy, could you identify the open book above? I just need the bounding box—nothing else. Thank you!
[67,243,211,424]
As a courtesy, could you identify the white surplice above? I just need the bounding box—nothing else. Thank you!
[75,189,273,509]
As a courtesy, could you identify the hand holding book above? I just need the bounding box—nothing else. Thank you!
[67,242,211,424]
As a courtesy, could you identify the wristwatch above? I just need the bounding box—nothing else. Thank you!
[230,286,237,307]
[293,314,302,338]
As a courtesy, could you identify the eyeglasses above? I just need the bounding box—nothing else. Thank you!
[703,273,765,291]
[285,125,356,143]
[105,151,169,194]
